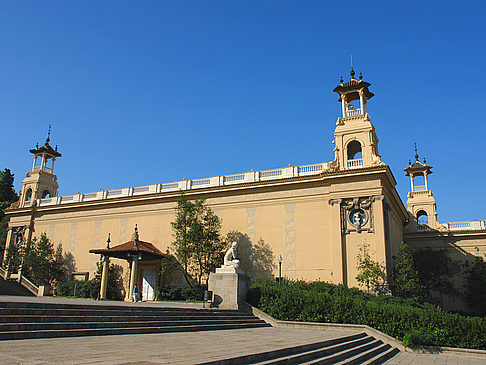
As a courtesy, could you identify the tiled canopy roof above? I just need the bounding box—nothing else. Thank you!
[29,142,61,158]
[90,239,164,260]
[333,79,374,102]
[403,160,433,176]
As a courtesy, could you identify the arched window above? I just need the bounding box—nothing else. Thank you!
[347,140,362,160]
[25,188,32,201]
[41,190,51,198]
[417,210,428,225]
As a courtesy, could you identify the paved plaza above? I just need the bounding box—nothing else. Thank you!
[0,324,485,364]
[0,296,485,364]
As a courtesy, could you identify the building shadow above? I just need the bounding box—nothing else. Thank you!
[225,231,275,282]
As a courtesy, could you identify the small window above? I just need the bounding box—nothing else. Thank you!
[25,188,32,201]
[41,190,51,198]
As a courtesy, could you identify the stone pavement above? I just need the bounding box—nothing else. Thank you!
[0,326,485,364]
[0,296,485,364]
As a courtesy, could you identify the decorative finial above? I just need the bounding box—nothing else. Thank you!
[36,142,39,149]
[134,224,139,249]
[340,76,343,84]
[55,145,58,152]
[46,124,51,144]
[414,143,419,161]
[350,67,355,79]
[359,72,363,80]
[106,233,111,249]
[423,157,426,164]
[409,159,411,165]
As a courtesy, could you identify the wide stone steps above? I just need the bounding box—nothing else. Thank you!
[0,301,270,340]
[199,332,400,365]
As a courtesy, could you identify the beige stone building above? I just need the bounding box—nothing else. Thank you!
[3,70,486,308]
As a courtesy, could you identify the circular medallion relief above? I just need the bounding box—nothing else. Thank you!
[349,209,368,227]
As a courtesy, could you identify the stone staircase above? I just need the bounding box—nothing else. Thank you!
[200,332,400,365]
[0,277,35,297]
[0,300,270,340]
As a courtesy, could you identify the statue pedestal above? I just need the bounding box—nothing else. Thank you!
[208,268,248,310]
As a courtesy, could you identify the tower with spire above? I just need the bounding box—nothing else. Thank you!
[19,126,62,208]
[403,144,439,230]
[331,68,384,170]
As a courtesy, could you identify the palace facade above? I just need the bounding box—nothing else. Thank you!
[4,70,486,310]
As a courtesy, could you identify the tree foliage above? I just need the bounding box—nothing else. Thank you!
[171,193,224,286]
[355,242,385,292]
[463,255,486,315]
[392,242,425,301]
[21,233,76,286]
[0,168,19,264]
[413,249,459,306]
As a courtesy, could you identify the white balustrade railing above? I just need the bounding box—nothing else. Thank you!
[413,185,427,192]
[347,159,363,169]
[224,174,245,184]
[31,162,329,207]
[192,178,211,187]
[299,163,324,175]
[417,224,430,232]
[260,169,282,179]
[33,166,53,174]
[443,220,486,231]
[345,108,362,117]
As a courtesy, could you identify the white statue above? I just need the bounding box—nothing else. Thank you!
[223,241,240,269]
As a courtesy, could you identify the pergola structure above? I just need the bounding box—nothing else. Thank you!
[89,225,163,300]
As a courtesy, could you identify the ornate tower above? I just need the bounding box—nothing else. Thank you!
[331,69,384,170]
[403,145,439,230]
[19,128,62,208]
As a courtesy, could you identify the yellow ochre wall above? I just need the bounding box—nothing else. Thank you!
[7,166,408,292]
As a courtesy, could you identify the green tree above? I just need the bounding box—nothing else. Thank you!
[392,242,425,301]
[0,168,19,264]
[355,242,385,292]
[463,255,486,315]
[171,192,198,286]
[193,205,224,285]
[170,193,224,286]
[0,169,18,202]
[414,249,458,306]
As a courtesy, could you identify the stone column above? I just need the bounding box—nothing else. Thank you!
[2,228,13,265]
[129,256,138,301]
[100,256,109,300]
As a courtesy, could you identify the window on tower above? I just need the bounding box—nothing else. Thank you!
[417,210,429,225]
[25,188,32,201]
[347,140,362,160]
[41,190,51,198]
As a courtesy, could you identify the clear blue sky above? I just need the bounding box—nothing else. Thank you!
[1,1,485,222]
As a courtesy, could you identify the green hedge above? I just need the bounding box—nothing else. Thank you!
[247,281,486,349]
[55,280,100,299]
[154,286,204,301]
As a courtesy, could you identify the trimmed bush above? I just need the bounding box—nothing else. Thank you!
[247,281,486,349]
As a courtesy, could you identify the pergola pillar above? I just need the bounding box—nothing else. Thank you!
[129,256,138,301]
[100,255,109,300]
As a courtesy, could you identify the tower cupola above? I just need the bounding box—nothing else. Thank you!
[20,126,62,207]
[330,69,384,171]
[333,68,375,118]
[403,144,439,231]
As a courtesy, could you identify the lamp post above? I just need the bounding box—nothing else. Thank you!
[278,255,282,285]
